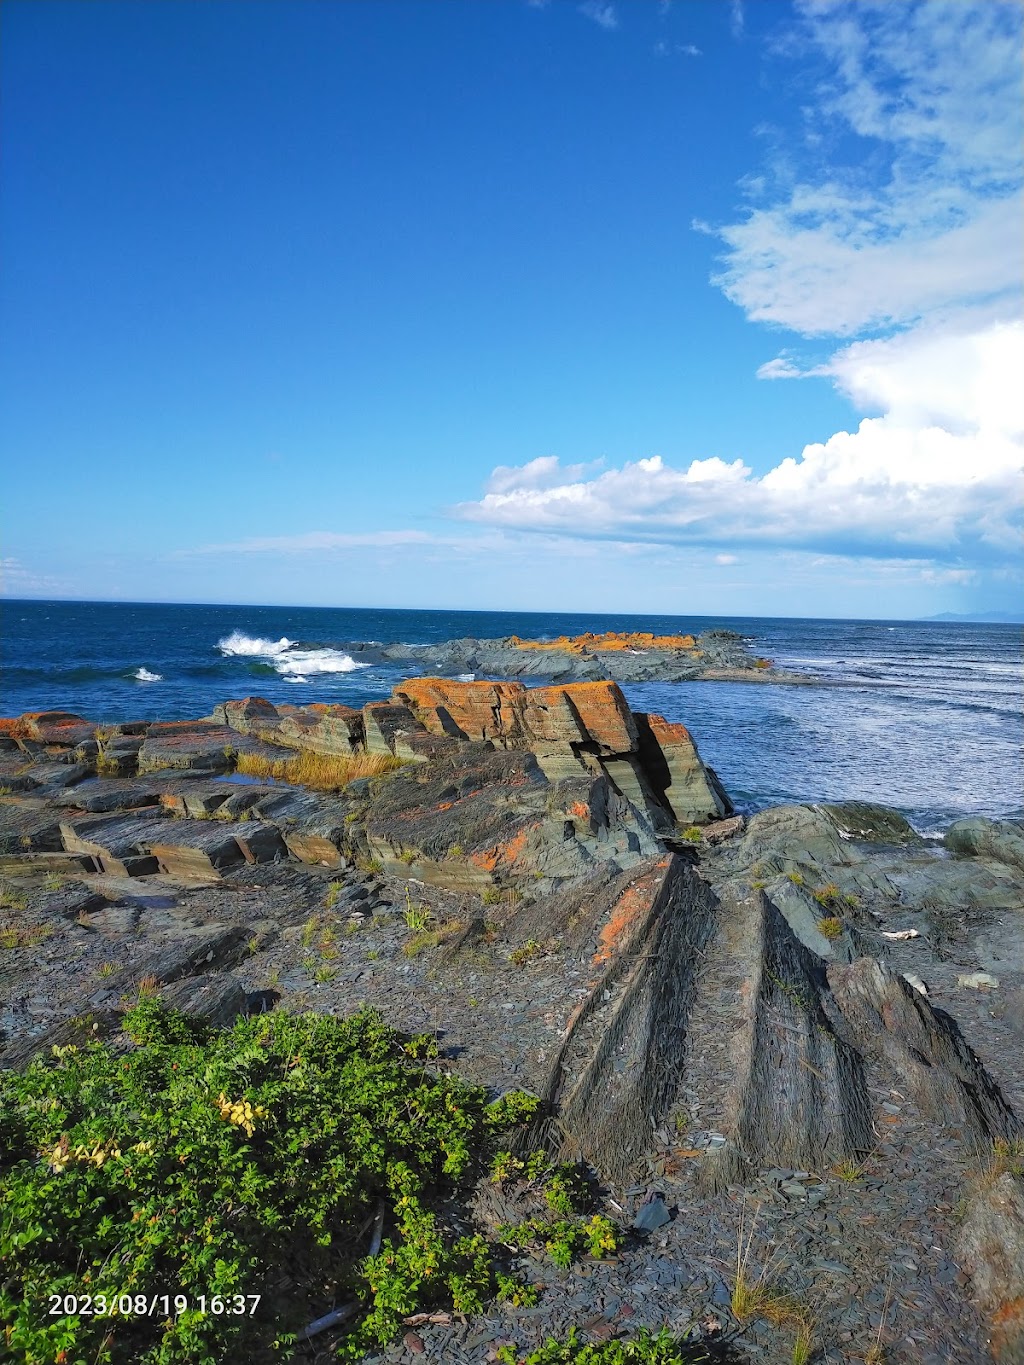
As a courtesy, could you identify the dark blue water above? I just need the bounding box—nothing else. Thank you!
[2,600,1021,832]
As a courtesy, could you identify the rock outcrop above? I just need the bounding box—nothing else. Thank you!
[241,629,812,685]
[3,683,1022,1365]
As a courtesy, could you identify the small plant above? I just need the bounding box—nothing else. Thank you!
[324,881,345,909]
[817,916,844,940]
[496,1328,712,1364]
[731,1205,813,1356]
[366,949,380,961]
[300,916,319,948]
[448,843,464,858]
[510,938,544,967]
[0,881,27,911]
[751,879,768,890]
[481,887,502,906]
[96,961,116,978]
[247,937,261,955]
[397,847,417,865]
[497,1214,622,1269]
[680,826,702,844]
[0,924,50,950]
[791,1321,815,1365]
[357,855,383,875]
[403,889,431,932]
[830,1157,862,1182]
[787,871,804,885]
[266,966,281,987]
[843,891,860,907]
[864,1273,894,1363]
[403,920,461,957]
[312,965,337,984]
[811,882,842,908]
[43,872,65,892]
[988,1135,1024,1179]
[302,953,318,973]
[495,1272,540,1307]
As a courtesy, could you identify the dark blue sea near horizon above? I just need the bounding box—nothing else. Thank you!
[2,599,1021,835]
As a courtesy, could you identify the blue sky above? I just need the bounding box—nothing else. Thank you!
[2,0,1021,617]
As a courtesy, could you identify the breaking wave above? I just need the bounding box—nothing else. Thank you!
[216,632,366,677]
[132,667,163,682]
[217,631,295,657]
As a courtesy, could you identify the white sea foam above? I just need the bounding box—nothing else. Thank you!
[274,650,366,676]
[217,631,366,677]
[133,667,163,682]
[218,631,295,657]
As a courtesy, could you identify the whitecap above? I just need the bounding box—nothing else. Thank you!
[457,672,476,681]
[133,667,163,682]
[215,630,366,676]
[217,631,295,657]
[274,649,366,676]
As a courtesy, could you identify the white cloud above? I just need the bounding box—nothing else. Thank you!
[0,557,69,596]
[714,553,738,565]
[186,530,437,555]
[486,455,604,494]
[453,420,1022,560]
[579,2,618,31]
[654,40,702,57]
[711,0,1023,336]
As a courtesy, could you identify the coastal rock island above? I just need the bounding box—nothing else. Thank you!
[301,629,809,684]
[2,681,1022,1363]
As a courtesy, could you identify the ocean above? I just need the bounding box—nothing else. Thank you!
[2,599,1021,834]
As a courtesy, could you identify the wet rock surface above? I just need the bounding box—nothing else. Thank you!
[1,684,1022,1363]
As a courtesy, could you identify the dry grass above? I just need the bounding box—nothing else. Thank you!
[0,924,51,949]
[989,1136,1024,1178]
[234,748,403,792]
[403,920,463,957]
[731,1204,815,1359]
[817,916,844,941]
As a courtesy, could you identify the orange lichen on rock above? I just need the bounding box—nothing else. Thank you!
[593,879,656,965]
[395,678,528,743]
[547,681,638,754]
[469,824,534,872]
[643,713,693,745]
[506,631,697,653]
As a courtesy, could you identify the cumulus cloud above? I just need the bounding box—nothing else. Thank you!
[452,431,1022,560]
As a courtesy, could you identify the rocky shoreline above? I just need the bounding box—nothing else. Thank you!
[295,630,814,685]
[2,682,1023,1364]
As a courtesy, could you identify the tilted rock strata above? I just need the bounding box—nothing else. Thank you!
[2,688,1023,1346]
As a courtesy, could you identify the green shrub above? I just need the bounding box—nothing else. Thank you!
[497,1328,714,1362]
[0,1002,546,1361]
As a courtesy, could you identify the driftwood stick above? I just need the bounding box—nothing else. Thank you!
[297,1203,386,1342]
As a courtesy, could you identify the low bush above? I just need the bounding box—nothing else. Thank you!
[0,1002,550,1362]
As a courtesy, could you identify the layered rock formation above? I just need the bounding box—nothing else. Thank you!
[275,629,810,684]
[2,681,1023,1360]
